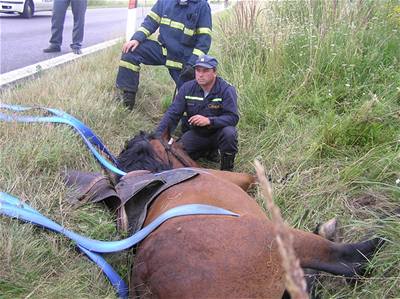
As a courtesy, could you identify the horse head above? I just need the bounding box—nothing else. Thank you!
[117,131,170,174]
[117,130,198,175]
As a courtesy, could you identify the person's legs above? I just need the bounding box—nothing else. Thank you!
[167,69,191,134]
[45,0,70,51]
[180,130,212,160]
[70,0,87,52]
[216,126,238,153]
[116,40,166,109]
[168,68,183,89]
[215,126,238,171]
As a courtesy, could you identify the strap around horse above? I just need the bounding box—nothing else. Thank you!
[158,137,193,168]
[0,192,239,298]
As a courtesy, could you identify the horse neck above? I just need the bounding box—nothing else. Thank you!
[149,139,199,169]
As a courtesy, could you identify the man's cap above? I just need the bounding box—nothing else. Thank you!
[194,55,218,69]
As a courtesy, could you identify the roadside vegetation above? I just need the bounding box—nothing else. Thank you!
[0,1,399,298]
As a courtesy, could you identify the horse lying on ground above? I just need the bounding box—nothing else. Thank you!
[112,131,384,298]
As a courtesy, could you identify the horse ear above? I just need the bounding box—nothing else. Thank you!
[161,128,171,142]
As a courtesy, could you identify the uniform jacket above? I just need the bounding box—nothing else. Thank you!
[157,77,239,136]
[132,0,212,67]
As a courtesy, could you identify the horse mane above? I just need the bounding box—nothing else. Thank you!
[117,131,171,174]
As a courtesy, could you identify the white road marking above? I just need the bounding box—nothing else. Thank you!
[0,38,122,88]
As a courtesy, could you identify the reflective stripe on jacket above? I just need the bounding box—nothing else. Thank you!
[157,77,239,136]
[132,0,212,67]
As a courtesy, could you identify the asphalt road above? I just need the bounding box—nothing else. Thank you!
[0,8,128,74]
[0,4,225,75]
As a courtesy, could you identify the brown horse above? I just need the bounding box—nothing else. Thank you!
[116,132,384,298]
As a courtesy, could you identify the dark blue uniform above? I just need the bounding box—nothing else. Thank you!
[156,77,239,156]
[116,0,212,92]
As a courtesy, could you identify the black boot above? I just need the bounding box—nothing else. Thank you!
[207,149,220,163]
[220,152,235,171]
[122,91,136,110]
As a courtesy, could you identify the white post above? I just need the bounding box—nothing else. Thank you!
[125,0,138,42]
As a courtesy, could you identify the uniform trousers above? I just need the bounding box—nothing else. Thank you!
[116,39,184,92]
[180,126,238,159]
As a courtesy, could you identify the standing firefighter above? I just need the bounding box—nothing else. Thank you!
[156,55,239,171]
[116,0,212,109]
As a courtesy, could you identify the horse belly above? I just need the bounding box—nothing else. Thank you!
[131,215,285,298]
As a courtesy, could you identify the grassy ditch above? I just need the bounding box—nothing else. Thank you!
[1,0,399,298]
[216,1,400,297]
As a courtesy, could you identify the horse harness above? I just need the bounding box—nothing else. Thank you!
[65,168,201,233]
[157,137,193,168]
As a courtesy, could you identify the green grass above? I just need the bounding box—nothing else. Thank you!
[215,1,399,297]
[1,1,400,298]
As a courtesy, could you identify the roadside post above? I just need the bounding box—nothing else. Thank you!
[125,0,138,42]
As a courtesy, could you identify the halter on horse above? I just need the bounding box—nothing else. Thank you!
[149,134,199,169]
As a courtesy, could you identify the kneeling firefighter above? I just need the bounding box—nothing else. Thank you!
[155,55,238,171]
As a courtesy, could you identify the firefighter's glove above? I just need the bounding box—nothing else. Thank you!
[179,65,195,82]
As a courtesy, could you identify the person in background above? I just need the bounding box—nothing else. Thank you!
[115,0,212,110]
[43,0,87,55]
[156,55,239,171]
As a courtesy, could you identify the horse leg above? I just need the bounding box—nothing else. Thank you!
[200,168,257,192]
[282,218,338,299]
[291,229,384,277]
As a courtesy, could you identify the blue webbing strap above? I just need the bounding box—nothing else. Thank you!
[77,245,129,298]
[0,104,127,176]
[0,193,238,253]
[0,192,239,298]
[0,192,129,297]
[0,103,117,164]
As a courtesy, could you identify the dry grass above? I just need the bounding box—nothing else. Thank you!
[255,160,308,299]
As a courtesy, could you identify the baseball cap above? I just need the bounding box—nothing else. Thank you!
[194,55,218,69]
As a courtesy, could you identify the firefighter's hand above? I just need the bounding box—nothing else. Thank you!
[188,115,210,127]
[122,40,140,53]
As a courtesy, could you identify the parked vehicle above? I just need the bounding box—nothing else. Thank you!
[0,0,53,18]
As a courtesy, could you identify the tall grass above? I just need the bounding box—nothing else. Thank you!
[216,1,399,297]
[0,1,399,298]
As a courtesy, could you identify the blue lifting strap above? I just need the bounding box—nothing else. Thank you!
[0,103,117,164]
[0,103,126,176]
[0,192,239,298]
[0,192,129,297]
